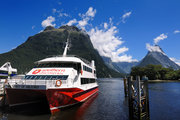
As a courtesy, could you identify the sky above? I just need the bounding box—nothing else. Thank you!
[1,0,180,64]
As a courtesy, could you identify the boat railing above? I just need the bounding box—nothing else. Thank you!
[38,55,92,66]
[7,78,74,89]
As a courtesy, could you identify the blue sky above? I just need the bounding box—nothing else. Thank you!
[1,0,180,63]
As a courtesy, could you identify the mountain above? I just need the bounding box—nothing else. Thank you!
[102,45,180,74]
[102,56,138,74]
[138,45,180,70]
[113,62,139,73]
[102,56,125,73]
[0,25,123,78]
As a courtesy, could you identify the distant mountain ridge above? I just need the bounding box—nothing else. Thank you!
[138,45,180,70]
[102,56,138,74]
[102,45,179,74]
[0,25,123,78]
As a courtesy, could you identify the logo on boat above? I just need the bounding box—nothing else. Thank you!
[32,69,41,74]
[31,69,65,75]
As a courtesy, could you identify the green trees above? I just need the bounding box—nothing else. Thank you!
[130,64,180,80]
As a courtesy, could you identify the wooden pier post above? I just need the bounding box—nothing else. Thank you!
[127,76,133,120]
[123,77,128,97]
[125,76,150,120]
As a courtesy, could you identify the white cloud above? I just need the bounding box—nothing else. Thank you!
[170,57,180,66]
[59,13,69,17]
[66,7,136,62]
[78,20,88,28]
[32,25,35,29]
[41,16,56,28]
[52,8,69,17]
[88,22,137,62]
[146,43,165,54]
[66,7,96,29]
[85,7,96,17]
[67,19,77,26]
[122,11,132,23]
[104,23,108,29]
[52,8,57,13]
[154,33,167,44]
[116,47,129,54]
[174,30,180,34]
[77,7,96,29]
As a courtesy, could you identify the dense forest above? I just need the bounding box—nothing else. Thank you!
[130,64,180,80]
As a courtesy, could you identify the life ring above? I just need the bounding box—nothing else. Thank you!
[56,80,62,87]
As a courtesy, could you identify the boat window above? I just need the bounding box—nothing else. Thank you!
[24,75,68,80]
[81,78,96,84]
[24,76,30,79]
[51,76,58,80]
[0,76,8,79]
[39,76,44,80]
[31,76,36,79]
[35,63,80,70]
[0,70,8,74]
[45,76,52,80]
[83,65,92,73]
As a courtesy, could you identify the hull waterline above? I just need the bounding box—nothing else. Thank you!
[6,87,98,114]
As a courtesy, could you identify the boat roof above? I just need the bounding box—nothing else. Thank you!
[36,55,91,66]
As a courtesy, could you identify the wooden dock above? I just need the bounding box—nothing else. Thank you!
[124,76,150,120]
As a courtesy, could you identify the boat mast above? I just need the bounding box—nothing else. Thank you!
[63,34,70,57]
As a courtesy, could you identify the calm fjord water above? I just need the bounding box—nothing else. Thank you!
[1,78,180,120]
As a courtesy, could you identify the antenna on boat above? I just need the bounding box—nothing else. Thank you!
[63,33,70,57]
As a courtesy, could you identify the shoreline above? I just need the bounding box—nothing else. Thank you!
[148,80,180,83]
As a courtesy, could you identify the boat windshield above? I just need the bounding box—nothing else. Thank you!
[35,63,81,70]
[24,75,68,80]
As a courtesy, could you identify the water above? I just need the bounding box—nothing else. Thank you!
[149,82,180,120]
[0,78,180,120]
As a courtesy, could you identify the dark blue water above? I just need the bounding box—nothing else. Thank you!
[149,82,180,120]
[0,78,180,120]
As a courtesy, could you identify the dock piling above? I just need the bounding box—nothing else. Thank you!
[123,77,128,97]
[125,76,150,120]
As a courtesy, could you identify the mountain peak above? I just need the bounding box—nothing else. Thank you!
[44,26,55,31]
[147,44,165,54]
[59,25,80,32]
[139,45,180,70]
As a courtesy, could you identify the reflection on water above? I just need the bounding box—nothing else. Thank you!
[0,79,180,120]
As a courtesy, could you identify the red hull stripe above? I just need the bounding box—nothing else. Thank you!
[50,89,98,111]
[48,87,98,113]
[74,88,98,102]
[73,87,98,98]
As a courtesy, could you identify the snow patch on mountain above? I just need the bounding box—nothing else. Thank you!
[146,43,165,55]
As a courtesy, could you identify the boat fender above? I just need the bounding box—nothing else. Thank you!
[56,80,62,87]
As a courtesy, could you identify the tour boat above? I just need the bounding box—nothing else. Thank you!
[5,37,98,114]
